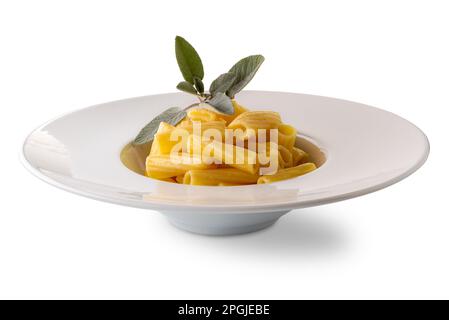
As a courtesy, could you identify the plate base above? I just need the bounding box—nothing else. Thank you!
[163,211,290,236]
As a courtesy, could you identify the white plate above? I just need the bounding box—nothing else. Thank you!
[22,91,429,235]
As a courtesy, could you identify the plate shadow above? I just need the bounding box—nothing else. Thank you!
[181,209,349,258]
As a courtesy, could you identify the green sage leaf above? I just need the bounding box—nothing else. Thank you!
[175,36,204,84]
[207,92,234,115]
[193,77,204,94]
[209,72,237,96]
[132,107,187,145]
[226,55,265,98]
[176,81,198,95]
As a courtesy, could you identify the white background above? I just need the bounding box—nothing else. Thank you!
[1,0,448,299]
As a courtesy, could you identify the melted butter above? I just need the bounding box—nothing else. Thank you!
[120,142,152,175]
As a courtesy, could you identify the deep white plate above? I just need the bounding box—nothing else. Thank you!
[22,91,429,235]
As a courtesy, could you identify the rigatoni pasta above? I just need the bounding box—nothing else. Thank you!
[144,101,317,185]
[183,168,259,186]
[278,124,297,150]
[257,163,317,184]
[145,154,216,179]
[291,147,309,166]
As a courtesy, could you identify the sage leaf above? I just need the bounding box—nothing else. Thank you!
[132,107,187,145]
[175,36,204,84]
[209,72,237,96]
[193,77,204,94]
[176,81,198,95]
[207,92,234,115]
[226,55,265,98]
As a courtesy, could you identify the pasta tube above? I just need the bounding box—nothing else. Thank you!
[291,147,309,166]
[176,118,192,128]
[257,163,317,184]
[278,124,297,150]
[214,100,248,124]
[180,120,226,136]
[187,108,219,122]
[183,168,259,186]
[142,101,319,186]
[201,138,260,174]
[146,154,216,179]
[278,145,293,168]
[150,122,177,156]
[152,122,226,156]
[228,111,282,131]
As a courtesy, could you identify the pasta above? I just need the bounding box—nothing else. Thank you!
[228,111,282,130]
[150,122,178,156]
[144,101,318,185]
[291,147,309,166]
[278,124,297,150]
[145,154,216,179]
[215,100,248,124]
[183,168,259,186]
[278,145,294,169]
[257,163,317,184]
[187,107,219,122]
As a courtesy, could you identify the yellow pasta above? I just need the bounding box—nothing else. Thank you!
[228,111,282,131]
[257,163,317,184]
[144,101,318,185]
[187,108,219,122]
[258,142,290,169]
[278,145,293,168]
[181,120,226,137]
[278,124,297,150]
[176,118,192,128]
[214,100,248,124]
[183,168,259,186]
[291,147,309,166]
[151,121,226,156]
[188,135,259,174]
[150,122,177,156]
[146,154,216,180]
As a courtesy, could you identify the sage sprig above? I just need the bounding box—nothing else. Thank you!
[133,107,187,145]
[132,36,264,145]
[175,36,204,84]
[176,81,197,96]
[226,55,265,98]
[209,72,237,96]
[207,92,234,115]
